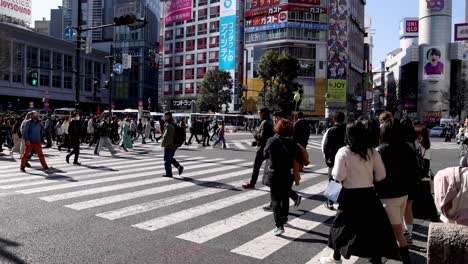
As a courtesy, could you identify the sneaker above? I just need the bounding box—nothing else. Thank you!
[178,166,184,175]
[324,200,335,210]
[294,196,302,209]
[319,257,342,264]
[66,156,70,164]
[242,182,255,189]
[273,226,284,236]
[25,162,31,168]
[20,168,26,173]
[162,174,173,177]
[404,231,413,245]
[263,205,272,212]
[73,162,81,165]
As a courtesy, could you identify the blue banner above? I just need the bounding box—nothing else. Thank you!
[219,15,236,71]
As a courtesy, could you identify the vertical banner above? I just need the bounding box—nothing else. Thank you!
[219,15,236,70]
[165,0,192,24]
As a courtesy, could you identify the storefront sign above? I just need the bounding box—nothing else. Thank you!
[423,111,442,123]
[245,22,327,33]
[165,0,192,24]
[399,18,419,38]
[327,79,347,104]
[0,0,31,24]
[171,99,193,110]
[245,12,287,27]
[245,5,327,18]
[455,23,468,41]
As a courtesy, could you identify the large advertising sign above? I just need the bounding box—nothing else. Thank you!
[455,23,468,41]
[399,18,419,38]
[219,0,237,71]
[245,12,287,27]
[328,80,347,103]
[246,5,326,18]
[423,46,445,81]
[0,0,31,24]
[164,0,192,25]
[328,0,348,80]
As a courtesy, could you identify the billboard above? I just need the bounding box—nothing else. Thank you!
[0,0,31,24]
[327,0,348,80]
[399,18,419,38]
[219,0,237,71]
[165,0,192,25]
[245,5,326,18]
[328,80,347,103]
[245,12,287,27]
[455,23,468,41]
[423,46,445,81]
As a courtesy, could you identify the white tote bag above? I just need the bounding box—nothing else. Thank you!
[323,180,342,203]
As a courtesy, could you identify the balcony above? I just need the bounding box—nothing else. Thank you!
[209,58,217,63]
[186,46,194,51]
[209,42,218,48]
[186,59,194,65]
[175,48,184,53]
[165,49,172,54]
[185,74,194,79]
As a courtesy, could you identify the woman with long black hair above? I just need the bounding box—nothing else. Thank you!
[320,121,399,264]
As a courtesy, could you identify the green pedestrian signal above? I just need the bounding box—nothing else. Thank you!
[29,71,38,86]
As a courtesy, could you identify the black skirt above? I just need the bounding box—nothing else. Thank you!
[328,187,400,260]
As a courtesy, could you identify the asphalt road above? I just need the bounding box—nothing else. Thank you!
[0,134,460,264]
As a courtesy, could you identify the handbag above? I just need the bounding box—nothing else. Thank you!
[324,180,342,203]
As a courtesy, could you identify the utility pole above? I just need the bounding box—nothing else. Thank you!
[75,0,82,110]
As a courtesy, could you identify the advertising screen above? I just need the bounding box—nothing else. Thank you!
[0,0,31,24]
[423,46,445,81]
[165,0,192,25]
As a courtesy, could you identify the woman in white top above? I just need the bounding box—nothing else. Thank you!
[320,121,399,264]
[58,116,71,152]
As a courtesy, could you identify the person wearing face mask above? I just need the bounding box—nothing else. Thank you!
[20,111,50,173]
[66,112,82,165]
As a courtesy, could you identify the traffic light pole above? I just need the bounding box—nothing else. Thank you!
[74,0,82,110]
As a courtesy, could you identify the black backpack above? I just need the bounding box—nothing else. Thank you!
[173,123,186,148]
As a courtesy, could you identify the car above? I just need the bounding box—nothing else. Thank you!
[429,126,445,137]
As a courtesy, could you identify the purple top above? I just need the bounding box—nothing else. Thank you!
[424,62,444,75]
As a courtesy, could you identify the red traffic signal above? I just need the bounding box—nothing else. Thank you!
[113,15,136,26]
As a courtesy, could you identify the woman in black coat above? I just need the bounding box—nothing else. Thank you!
[263,118,298,236]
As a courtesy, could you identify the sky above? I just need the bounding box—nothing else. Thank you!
[32,0,467,66]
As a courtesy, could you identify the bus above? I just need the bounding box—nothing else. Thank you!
[103,109,151,123]
[150,112,164,121]
[53,108,76,117]
[172,113,245,132]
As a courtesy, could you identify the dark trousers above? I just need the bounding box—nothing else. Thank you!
[202,133,210,146]
[67,141,80,163]
[94,137,100,154]
[59,134,70,151]
[271,184,291,228]
[249,148,265,185]
[188,133,200,143]
[45,131,52,147]
[164,148,180,176]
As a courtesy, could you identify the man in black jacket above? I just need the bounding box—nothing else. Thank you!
[293,112,311,148]
[322,111,346,210]
[242,108,274,189]
[66,112,82,165]
[202,118,211,147]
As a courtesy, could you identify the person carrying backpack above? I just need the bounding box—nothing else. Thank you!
[161,112,184,177]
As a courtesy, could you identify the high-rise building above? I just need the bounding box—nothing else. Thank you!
[50,7,64,39]
[34,18,50,35]
[111,0,161,110]
[162,0,244,113]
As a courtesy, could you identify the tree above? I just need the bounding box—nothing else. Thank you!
[196,70,233,112]
[257,50,301,114]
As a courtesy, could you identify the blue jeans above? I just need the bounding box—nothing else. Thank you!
[213,136,225,147]
[164,148,180,176]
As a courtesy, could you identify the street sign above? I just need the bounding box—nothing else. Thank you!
[64,27,74,40]
[122,54,132,69]
[113,63,123,75]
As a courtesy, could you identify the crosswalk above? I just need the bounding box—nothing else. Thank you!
[430,141,462,150]
[0,144,358,263]
[182,138,324,151]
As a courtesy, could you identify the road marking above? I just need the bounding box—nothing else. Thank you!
[177,177,328,244]
[39,159,244,201]
[305,247,358,264]
[133,172,322,232]
[231,189,336,259]
[16,158,222,194]
[232,142,247,150]
[65,162,252,210]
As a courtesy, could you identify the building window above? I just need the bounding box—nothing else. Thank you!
[175,41,184,53]
[209,21,219,33]
[210,0,219,3]
[165,30,173,40]
[12,42,24,83]
[165,43,173,54]
[64,55,73,72]
[164,57,172,67]
[186,54,194,65]
[85,77,92,92]
[27,46,38,68]
[198,8,207,21]
[52,75,61,88]
[174,83,183,94]
[196,82,202,93]
[164,84,172,94]
[185,83,194,93]
[175,55,184,66]
[186,25,195,37]
[0,39,11,81]
[175,28,184,39]
[185,68,194,79]
[197,23,207,35]
[208,65,218,71]
[197,38,206,49]
[164,70,172,81]
[64,76,73,89]
[197,53,206,64]
[209,51,218,62]
[197,67,206,78]
[40,73,50,87]
[175,69,183,80]
[210,6,220,18]
[198,0,207,6]
[209,36,218,47]
[186,40,195,51]
[40,49,51,69]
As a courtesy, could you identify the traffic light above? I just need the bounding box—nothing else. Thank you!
[29,71,38,86]
[113,15,136,26]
